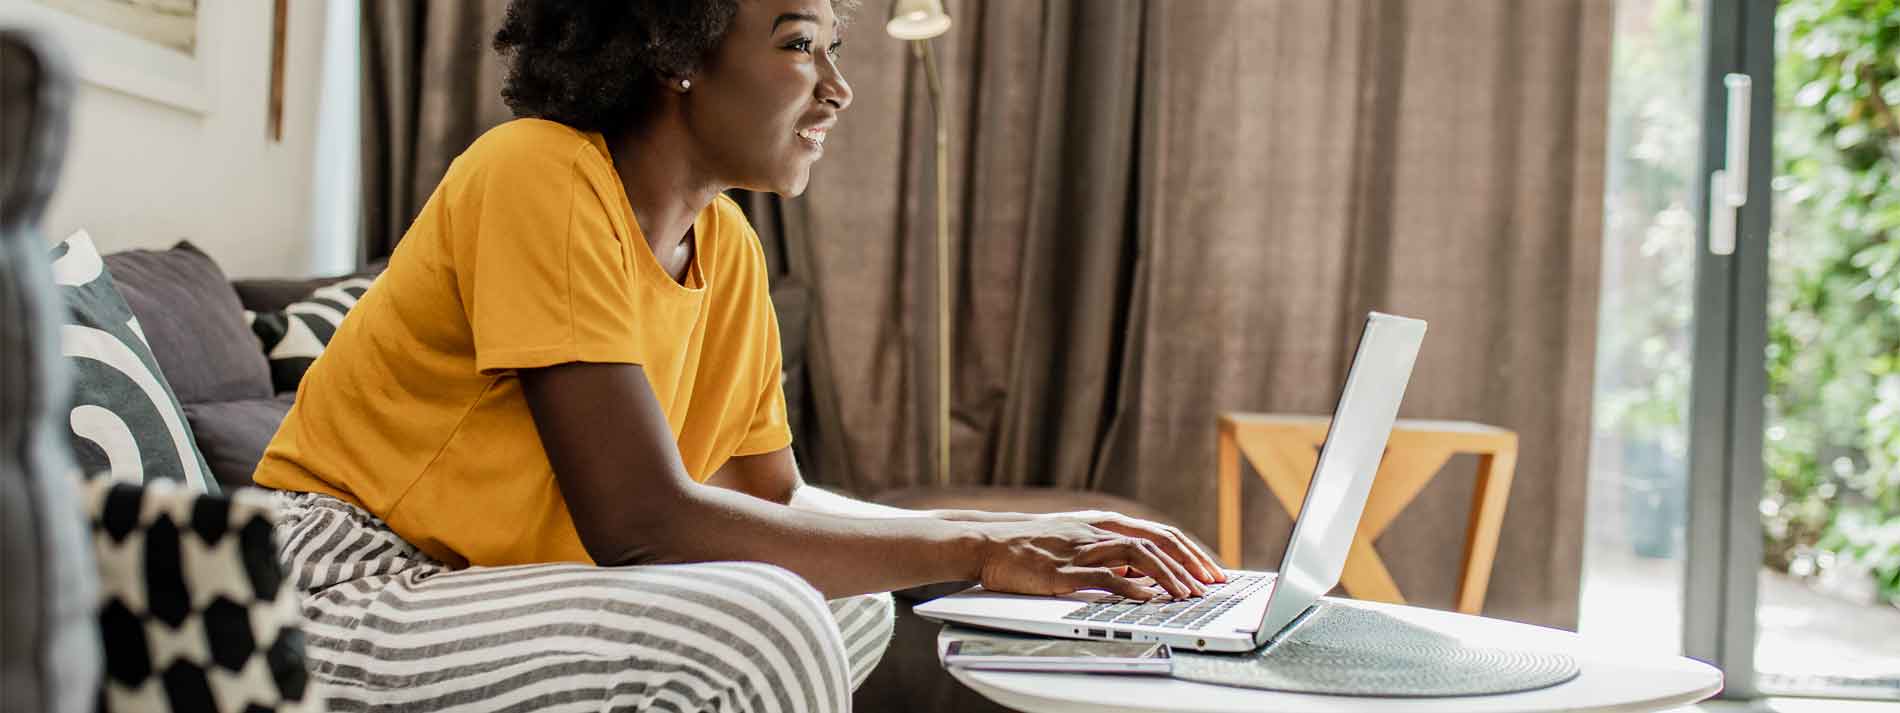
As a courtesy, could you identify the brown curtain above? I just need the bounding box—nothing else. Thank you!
[358,0,513,261]
[790,0,1612,628]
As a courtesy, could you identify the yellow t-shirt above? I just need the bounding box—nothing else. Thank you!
[254,118,792,568]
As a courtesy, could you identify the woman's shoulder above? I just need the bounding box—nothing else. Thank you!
[708,193,751,234]
[472,117,592,152]
[705,194,767,273]
[453,118,605,181]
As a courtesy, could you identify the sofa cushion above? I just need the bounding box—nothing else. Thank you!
[182,394,295,491]
[101,240,273,404]
[52,231,219,494]
[84,478,312,713]
[245,275,376,393]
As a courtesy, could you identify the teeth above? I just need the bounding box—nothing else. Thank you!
[797,128,827,144]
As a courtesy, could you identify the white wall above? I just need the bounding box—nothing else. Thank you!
[305,0,359,277]
[33,0,338,279]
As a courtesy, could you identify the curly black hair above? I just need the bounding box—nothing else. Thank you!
[493,0,857,134]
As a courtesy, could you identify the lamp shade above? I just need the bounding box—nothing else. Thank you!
[886,0,951,39]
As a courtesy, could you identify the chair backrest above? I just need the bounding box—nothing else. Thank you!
[0,28,101,713]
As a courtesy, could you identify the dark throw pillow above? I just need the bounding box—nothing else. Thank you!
[52,231,219,494]
[102,240,273,404]
[85,478,312,713]
[245,276,375,393]
[182,394,295,491]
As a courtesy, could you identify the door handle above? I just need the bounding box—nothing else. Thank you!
[1709,73,1751,256]
[1723,73,1751,206]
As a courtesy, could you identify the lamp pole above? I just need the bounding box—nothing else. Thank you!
[922,39,950,490]
[888,1,953,488]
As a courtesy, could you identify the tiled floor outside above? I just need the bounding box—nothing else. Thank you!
[1580,545,1900,697]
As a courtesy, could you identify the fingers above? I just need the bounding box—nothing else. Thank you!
[1077,538,1198,599]
[1162,525,1229,584]
[1095,518,1230,585]
[1073,567,1165,601]
[1137,538,1204,597]
[1138,527,1213,588]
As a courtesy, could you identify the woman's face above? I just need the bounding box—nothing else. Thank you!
[687,0,853,197]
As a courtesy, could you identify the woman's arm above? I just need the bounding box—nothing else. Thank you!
[706,448,1033,519]
[522,360,1215,599]
[710,449,1227,584]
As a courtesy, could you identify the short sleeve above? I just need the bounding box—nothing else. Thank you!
[461,141,644,375]
[735,375,792,455]
[733,242,793,457]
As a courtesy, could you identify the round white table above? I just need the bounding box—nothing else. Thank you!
[935,598,1723,713]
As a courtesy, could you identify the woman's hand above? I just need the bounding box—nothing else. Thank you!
[1036,510,1229,586]
[972,519,1210,601]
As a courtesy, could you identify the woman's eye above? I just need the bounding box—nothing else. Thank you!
[785,37,813,53]
[827,42,843,60]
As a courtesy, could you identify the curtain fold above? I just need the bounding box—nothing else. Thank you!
[991,1,1147,492]
[359,0,512,262]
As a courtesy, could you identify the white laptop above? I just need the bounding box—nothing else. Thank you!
[916,312,1426,653]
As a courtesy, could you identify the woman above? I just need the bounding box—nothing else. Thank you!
[255,1,1224,710]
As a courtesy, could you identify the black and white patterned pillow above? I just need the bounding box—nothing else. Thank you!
[86,478,312,713]
[53,230,219,494]
[245,277,374,393]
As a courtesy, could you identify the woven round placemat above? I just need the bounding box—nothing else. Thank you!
[1170,602,1581,697]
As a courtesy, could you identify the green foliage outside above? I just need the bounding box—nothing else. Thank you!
[1601,0,1900,607]
[1766,0,1900,606]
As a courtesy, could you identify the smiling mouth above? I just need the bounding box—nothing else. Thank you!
[796,127,828,148]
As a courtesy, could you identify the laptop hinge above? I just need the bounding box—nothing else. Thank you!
[1254,602,1323,650]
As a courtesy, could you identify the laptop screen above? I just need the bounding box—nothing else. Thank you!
[1253,312,1426,644]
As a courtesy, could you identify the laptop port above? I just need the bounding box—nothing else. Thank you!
[1088,628,1107,638]
[1113,631,1132,640]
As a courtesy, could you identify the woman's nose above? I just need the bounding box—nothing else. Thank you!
[818,61,852,111]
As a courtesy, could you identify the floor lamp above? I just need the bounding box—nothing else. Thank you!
[887,0,953,488]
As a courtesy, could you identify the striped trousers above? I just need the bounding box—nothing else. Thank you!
[273,492,895,713]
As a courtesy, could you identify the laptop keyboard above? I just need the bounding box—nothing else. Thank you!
[1060,573,1272,631]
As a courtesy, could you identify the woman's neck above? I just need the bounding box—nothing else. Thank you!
[603,121,725,259]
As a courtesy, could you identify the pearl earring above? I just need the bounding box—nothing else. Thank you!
[679,79,692,92]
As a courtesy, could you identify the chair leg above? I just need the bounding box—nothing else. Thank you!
[1456,450,1518,614]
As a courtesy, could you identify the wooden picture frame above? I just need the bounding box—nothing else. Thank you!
[0,0,217,114]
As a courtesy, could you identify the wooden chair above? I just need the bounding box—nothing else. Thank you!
[1216,413,1518,614]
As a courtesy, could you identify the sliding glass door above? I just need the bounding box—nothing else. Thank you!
[1752,0,1900,699]
[1582,0,1704,659]
[1588,0,1899,701]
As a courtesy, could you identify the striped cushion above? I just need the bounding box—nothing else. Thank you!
[244,277,374,394]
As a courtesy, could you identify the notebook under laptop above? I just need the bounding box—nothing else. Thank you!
[916,312,1427,653]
